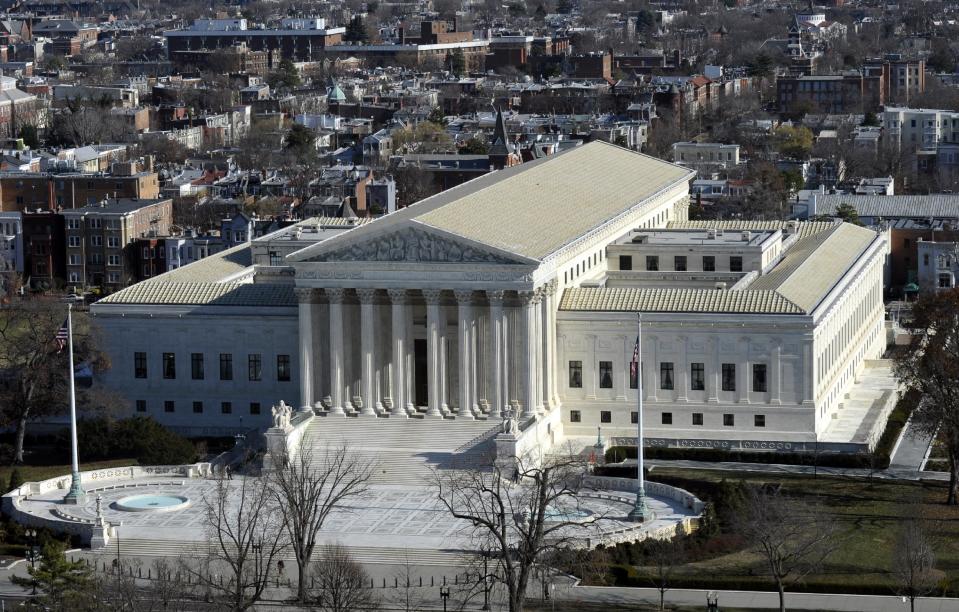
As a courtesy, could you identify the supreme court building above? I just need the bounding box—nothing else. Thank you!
[92,142,893,453]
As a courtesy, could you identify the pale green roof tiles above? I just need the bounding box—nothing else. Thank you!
[415,141,693,260]
[560,287,804,314]
[98,281,295,307]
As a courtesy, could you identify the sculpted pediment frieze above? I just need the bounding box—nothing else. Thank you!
[303,226,526,265]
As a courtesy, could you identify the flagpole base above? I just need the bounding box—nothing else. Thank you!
[626,488,648,522]
[63,471,86,505]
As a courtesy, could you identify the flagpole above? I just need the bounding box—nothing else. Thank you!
[627,311,647,522]
[64,303,85,505]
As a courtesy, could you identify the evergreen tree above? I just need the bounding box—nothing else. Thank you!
[344,16,369,43]
[13,540,96,610]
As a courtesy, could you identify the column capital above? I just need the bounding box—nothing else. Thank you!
[487,289,505,304]
[326,288,346,303]
[294,287,317,303]
[386,288,409,304]
[453,289,474,304]
[422,289,444,305]
[517,290,540,305]
[356,288,378,303]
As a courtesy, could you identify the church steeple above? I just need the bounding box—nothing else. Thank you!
[488,107,515,170]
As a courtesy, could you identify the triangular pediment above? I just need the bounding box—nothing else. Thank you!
[296,223,535,265]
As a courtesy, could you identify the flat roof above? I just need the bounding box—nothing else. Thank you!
[612,228,775,248]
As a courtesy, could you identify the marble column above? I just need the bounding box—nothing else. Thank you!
[707,337,719,403]
[677,335,689,403]
[295,288,315,413]
[327,288,346,415]
[533,289,545,414]
[543,282,558,409]
[388,289,410,417]
[357,288,378,416]
[489,291,505,418]
[771,338,783,405]
[737,337,750,404]
[454,290,475,419]
[519,291,538,416]
[424,289,444,417]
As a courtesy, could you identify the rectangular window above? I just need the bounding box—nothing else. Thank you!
[277,355,291,382]
[568,361,583,388]
[193,401,203,414]
[107,254,120,266]
[162,353,175,379]
[692,412,703,426]
[619,255,632,271]
[598,361,613,388]
[164,400,175,413]
[134,352,147,378]
[250,402,261,415]
[674,255,687,271]
[135,399,146,413]
[570,410,581,423]
[221,401,232,414]
[754,414,766,427]
[191,353,204,380]
[753,364,768,392]
[730,256,743,272]
[631,411,638,424]
[220,353,233,381]
[722,363,736,391]
[703,255,715,271]
[690,363,705,391]
[661,412,672,425]
[107,236,119,248]
[91,235,102,247]
[646,255,659,271]
[660,362,674,390]
[68,236,81,247]
[600,410,611,423]
[723,413,735,427]
[248,354,262,381]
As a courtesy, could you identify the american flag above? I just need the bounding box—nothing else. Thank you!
[630,335,639,379]
[54,318,69,353]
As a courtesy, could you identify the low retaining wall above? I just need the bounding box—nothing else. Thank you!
[1,463,211,548]
[583,475,705,514]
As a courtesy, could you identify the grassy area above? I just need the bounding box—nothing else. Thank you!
[0,458,138,491]
[623,468,959,595]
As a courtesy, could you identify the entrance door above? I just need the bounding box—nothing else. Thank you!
[414,339,428,407]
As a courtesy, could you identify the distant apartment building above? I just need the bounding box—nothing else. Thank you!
[863,55,925,105]
[882,107,959,152]
[0,164,160,212]
[0,210,22,277]
[164,18,344,63]
[62,197,173,290]
[672,142,741,173]
[21,209,65,289]
[0,76,39,139]
[777,73,884,115]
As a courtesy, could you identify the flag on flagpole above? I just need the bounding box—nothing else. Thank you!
[630,335,639,379]
[54,318,69,353]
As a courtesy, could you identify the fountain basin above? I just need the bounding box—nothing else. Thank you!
[114,494,190,513]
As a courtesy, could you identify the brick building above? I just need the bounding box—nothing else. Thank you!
[0,164,160,212]
[62,197,173,290]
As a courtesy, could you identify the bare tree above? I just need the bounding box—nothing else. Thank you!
[892,520,939,612]
[734,485,841,612]
[308,543,380,612]
[894,290,959,504]
[0,297,110,464]
[190,475,287,611]
[268,445,375,601]
[644,535,684,611]
[434,451,604,612]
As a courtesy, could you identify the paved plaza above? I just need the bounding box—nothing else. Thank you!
[15,474,697,565]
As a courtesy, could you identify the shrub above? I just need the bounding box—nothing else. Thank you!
[68,417,196,465]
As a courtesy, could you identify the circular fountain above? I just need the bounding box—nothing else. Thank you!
[113,494,191,513]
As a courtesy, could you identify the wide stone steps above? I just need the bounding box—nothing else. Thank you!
[301,416,498,485]
[90,539,469,566]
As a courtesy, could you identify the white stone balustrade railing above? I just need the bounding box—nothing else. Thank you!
[583,475,705,514]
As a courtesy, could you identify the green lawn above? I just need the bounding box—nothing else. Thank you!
[626,468,959,595]
[1,458,138,492]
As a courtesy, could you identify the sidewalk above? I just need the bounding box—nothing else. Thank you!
[889,414,935,472]
[559,585,959,612]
